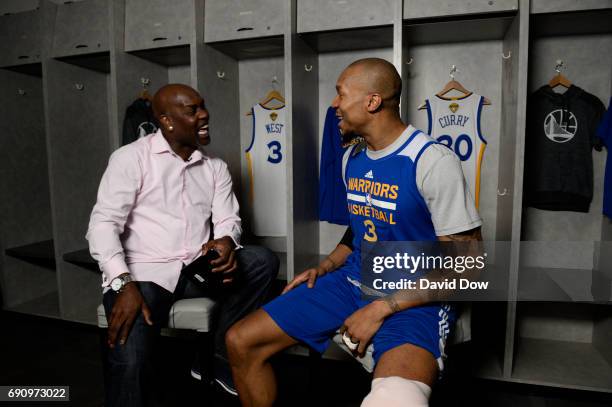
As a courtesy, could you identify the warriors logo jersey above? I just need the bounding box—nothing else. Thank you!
[245,104,287,236]
[341,126,438,280]
[425,93,486,207]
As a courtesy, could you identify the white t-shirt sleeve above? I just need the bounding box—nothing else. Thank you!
[416,144,482,236]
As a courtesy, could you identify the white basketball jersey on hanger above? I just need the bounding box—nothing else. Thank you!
[425,93,486,208]
[245,104,287,236]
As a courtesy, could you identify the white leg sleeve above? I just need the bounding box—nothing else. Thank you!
[360,377,431,407]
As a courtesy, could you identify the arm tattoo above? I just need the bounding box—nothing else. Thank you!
[441,227,482,242]
[381,295,401,313]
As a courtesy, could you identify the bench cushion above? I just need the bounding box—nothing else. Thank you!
[97,297,217,332]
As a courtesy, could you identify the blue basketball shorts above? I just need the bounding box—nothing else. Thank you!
[263,268,456,368]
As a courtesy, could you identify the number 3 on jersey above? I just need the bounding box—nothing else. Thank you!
[436,134,472,161]
[267,141,283,164]
[363,219,378,242]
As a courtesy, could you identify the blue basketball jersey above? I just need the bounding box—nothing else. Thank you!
[597,97,612,218]
[342,126,438,280]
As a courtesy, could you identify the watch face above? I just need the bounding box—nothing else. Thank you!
[110,278,123,292]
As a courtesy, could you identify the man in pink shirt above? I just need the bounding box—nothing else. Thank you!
[87,84,278,406]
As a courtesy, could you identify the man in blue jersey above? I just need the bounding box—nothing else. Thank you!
[226,58,482,407]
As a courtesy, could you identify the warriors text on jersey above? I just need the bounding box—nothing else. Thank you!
[245,104,287,236]
[425,93,486,207]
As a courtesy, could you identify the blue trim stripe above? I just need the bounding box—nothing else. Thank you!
[245,107,256,153]
[476,96,487,145]
[414,140,435,166]
[390,128,423,159]
[425,99,433,135]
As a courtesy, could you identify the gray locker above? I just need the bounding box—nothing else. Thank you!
[204,0,285,43]
[0,10,41,67]
[297,0,394,33]
[124,0,193,52]
[51,0,109,58]
[404,0,518,20]
[531,0,612,14]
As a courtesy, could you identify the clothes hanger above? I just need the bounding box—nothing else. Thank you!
[246,76,285,116]
[139,77,152,102]
[418,65,491,110]
[259,89,285,107]
[548,60,572,89]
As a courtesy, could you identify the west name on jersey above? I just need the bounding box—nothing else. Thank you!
[265,123,284,134]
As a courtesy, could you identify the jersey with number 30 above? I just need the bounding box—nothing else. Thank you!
[246,104,287,236]
[425,93,486,207]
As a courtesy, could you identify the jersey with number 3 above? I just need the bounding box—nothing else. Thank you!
[341,126,438,281]
[246,104,287,236]
[425,93,486,207]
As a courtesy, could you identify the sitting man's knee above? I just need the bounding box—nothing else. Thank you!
[361,377,431,407]
[226,322,252,361]
[258,246,280,277]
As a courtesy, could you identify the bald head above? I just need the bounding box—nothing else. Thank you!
[343,58,402,109]
[152,83,199,119]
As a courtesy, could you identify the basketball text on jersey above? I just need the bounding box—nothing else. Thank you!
[425,93,486,207]
[245,104,287,236]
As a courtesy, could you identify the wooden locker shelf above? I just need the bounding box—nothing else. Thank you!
[128,45,190,67]
[62,248,98,273]
[518,267,610,303]
[4,291,60,320]
[5,240,56,270]
[403,0,519,20]
[530,9,612,37]
[300,26,393,53]
[2,63,43,77]
[54,52,110,74]
[403,13,515,45]
[207,37,285,60]
[511,337,612,392]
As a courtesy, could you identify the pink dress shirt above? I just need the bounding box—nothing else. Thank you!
[86,130,242,293]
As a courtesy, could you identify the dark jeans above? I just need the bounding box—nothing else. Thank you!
[102,245,279,407]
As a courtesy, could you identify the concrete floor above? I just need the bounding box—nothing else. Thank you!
[1,311,611,407]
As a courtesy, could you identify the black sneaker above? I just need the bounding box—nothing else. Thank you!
[191,355,238,397]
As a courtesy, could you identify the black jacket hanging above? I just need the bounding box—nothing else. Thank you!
[524,85,605,212]
[122,98,159,145]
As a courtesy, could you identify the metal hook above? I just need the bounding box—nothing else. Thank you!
[75,83,84,91]
[216,71,226,80]
[555,59,564,73]
[272,75,278,83]
[502,51,511,59]
[140,77,150,87]
[450,65,458,80]
[497,188,508,196]
[17,88,26,96]
[406,57,414,65]
[304,64,313,72]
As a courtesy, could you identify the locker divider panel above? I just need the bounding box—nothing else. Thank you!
[0,68,56,316]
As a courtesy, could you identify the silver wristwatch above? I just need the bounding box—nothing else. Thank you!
[110,273,133,293]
